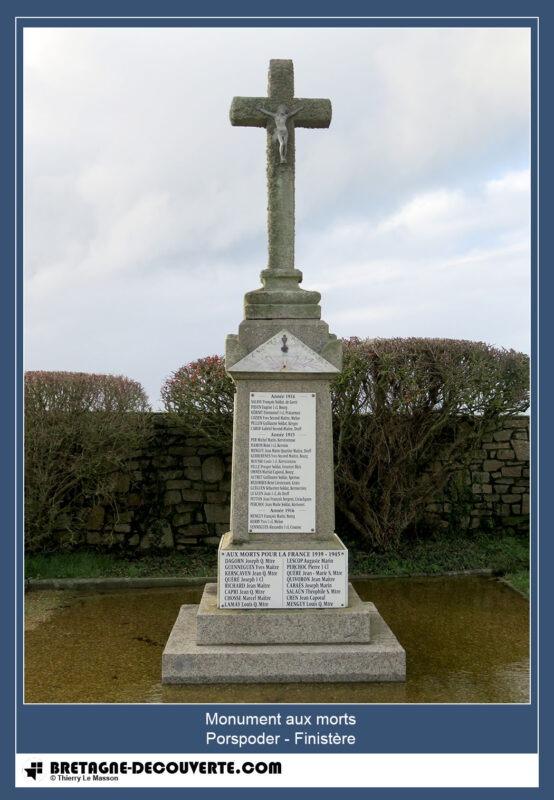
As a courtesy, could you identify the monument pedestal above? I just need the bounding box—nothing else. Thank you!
[162,583,405,684]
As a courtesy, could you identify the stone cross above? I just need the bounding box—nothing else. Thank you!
[230,59,332,277]
[162,59,406,685]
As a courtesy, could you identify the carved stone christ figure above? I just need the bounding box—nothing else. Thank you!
[257,103,303,164]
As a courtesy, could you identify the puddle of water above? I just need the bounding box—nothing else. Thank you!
[24,577,529,704]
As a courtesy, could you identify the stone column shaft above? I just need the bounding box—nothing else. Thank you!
[267,126,295,272]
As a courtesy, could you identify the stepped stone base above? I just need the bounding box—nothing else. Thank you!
[197,582,370,644]
[162,596,405,684]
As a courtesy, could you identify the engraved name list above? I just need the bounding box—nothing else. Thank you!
[248,392,316,533]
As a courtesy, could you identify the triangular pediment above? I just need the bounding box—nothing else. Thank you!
[229,330,339,374]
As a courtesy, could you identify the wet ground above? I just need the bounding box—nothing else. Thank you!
[24,576,529,704]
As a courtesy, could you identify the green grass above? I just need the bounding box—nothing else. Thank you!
[26,549,218,580]
[349,532,529,578]
[26,531,529,585]
[502,571,530,597]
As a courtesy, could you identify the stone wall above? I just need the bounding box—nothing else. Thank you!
[85,414,232,551]
[82,414,529,550]
[424,416,530,535]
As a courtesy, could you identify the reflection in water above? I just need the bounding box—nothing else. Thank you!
[24,577,529,704]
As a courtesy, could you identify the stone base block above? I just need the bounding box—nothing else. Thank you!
[196,582,371,645]
[162,603,406,684]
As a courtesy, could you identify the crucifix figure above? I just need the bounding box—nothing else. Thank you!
[256,104,303,164]
[230,60,332,280]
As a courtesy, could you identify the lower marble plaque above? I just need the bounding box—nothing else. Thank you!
[219,548,348,609]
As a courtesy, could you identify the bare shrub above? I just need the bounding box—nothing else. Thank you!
[331,338,529,549]
[160,356,235,446]
[25,371,151,551]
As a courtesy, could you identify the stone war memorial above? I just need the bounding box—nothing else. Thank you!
[162,60,406,684]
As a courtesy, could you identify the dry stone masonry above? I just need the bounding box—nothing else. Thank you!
[78,413,529,551]
[425,416,529,535]
[84,414,232,551]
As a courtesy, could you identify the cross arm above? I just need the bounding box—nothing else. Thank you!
[293,98,332,129]
[230,96,332,129]
[229,97,270,127]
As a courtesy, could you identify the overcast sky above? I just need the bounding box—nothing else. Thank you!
[24,26,531,408]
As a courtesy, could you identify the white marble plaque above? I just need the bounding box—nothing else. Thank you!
[248,392,316,533]
[219,549,347,608]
